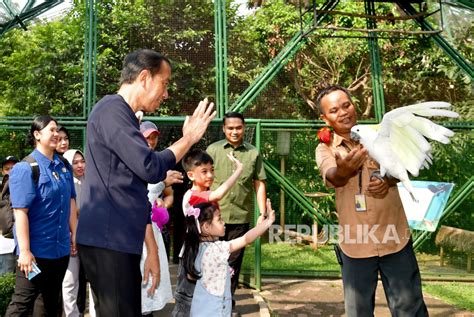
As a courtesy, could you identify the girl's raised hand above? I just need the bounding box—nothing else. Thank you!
[264,199,276,227]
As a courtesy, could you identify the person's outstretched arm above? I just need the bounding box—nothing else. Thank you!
[143,224,160,295]
[229,199,275,253]
[325,146,367,187]
[167,99,216,163]
[254,179,267,218]
[209,153,243,202]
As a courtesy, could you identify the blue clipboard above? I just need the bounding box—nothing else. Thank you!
[397,181,454,232]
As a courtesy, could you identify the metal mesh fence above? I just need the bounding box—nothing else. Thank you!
[0,0,472,280]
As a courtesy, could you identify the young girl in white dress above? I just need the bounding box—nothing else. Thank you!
[138,120,179,316]
[182,199,275,317]
[139,182,173,315]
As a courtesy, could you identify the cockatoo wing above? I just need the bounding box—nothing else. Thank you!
[376,101,458,177]
[388,124,431,176]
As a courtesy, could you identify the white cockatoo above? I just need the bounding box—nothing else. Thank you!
[350,102,459,201]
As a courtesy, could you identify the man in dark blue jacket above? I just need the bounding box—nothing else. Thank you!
[76,49,215,316]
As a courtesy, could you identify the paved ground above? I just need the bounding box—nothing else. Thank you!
[84,263,260,316]
[155,266,473,317]
[153,285,260,316]
[149,263,260,316]
[260,277,473,317]
[84,263,473,316]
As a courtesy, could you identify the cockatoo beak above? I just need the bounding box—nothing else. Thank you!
[350,131,360,141]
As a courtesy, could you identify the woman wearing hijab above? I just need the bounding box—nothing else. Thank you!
[62,149,86,317]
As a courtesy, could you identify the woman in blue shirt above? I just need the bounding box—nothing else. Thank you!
[5,115,77,316]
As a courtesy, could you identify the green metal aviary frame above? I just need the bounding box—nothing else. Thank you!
[228,0,340,114]
[226,0,473,128]
[397,1,473,80]
[80,0,474,288]
[0,0,64,37]
[213,0,474,287]
[214,0,228,117]
[0,0,472,287]
[365,0,385,122]
[83,0,97,118]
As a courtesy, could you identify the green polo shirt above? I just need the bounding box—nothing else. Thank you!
[207,139,266,224]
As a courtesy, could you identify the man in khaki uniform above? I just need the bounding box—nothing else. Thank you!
[315,85,428,317]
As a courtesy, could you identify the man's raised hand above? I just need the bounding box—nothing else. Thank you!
[182,98,216,144]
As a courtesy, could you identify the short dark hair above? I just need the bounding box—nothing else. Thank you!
[57,125,70,139]
[29,115,58,146]
[182,149,214,172]
[223,112,245,125]
[119,49,171,86]
[316,85,353,114]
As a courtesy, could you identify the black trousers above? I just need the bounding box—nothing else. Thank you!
[161,224,171,260]
[5,256,69,317]
[77,262,87,313]
[31,267,86,316]
[78,244,142,317]
[222,223,250,297]
[338,241,429,317]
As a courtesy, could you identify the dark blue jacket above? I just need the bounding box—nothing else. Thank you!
[76,94,176,254]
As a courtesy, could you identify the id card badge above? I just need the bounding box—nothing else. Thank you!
[355,194,367,212]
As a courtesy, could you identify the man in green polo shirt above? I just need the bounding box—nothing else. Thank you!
[207,112,267,313]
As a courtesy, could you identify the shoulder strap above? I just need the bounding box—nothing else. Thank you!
[58,155,71,170]
[1,174,9,196]
[22,155,40,184]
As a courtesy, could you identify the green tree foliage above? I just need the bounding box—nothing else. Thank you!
[89,0,218,116]
[0,273,15,316]
[226,1,472,239]
[0,16,84,116]
[0,0,221,117]
[143,0,217,115]
[418,131,474,230]
[1,1,470,119]
[0,0,471,240]
[230,1,473,119]
[0,129,31,161]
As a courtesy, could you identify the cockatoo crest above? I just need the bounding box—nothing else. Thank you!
[350,101,459,201]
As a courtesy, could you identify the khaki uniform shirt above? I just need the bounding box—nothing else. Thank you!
[207,139,266,224]
[316,133,410,258]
